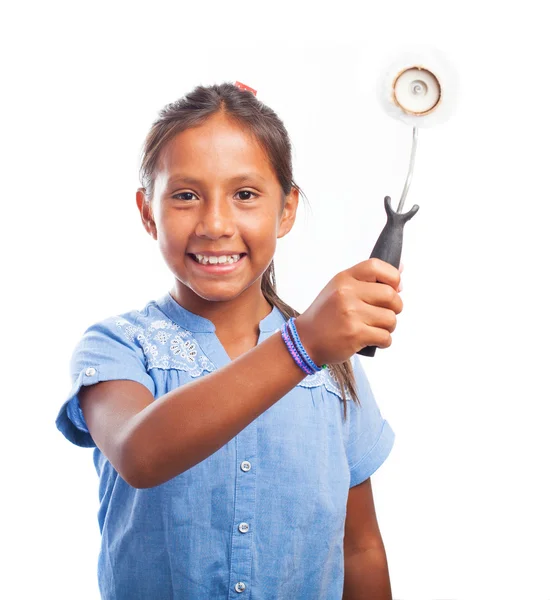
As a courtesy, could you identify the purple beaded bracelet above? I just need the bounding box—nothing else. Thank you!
[281,322,314,375]
[287,317,325,372]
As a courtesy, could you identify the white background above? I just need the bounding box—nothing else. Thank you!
[2,1,549,599]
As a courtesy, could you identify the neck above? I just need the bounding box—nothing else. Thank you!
[171,279,273,340]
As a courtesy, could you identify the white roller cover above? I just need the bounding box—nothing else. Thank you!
[376,44,460,128]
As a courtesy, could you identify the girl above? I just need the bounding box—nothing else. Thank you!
[56,82,402,600]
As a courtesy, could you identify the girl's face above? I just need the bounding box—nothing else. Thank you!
[137,112,298,307]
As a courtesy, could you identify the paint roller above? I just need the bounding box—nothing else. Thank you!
[358,45,459,357]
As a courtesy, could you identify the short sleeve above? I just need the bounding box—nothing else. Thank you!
[55,317,156,448]
[346,354,395,487]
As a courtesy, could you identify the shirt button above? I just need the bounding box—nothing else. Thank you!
[235,582,246,593]
[240,461,251,472]
[238,522,249,533]
[85,367,96,377]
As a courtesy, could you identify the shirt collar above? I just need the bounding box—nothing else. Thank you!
[155,291,286,333]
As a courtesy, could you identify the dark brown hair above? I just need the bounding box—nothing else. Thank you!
[138,82,359,420]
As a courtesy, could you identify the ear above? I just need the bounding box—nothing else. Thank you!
[277,186,299,239]
[136,188,157,240]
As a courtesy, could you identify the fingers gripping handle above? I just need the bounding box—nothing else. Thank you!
[357,196,419,357]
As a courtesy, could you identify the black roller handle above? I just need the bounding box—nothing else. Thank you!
[357,195,419,357]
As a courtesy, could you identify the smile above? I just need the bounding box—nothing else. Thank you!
[189,253,246,265]
[187,253,247,274]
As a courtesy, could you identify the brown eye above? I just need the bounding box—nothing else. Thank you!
[173,192,196,201]
[237,190,257,201]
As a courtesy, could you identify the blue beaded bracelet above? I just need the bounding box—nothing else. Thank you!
[287,317,327,371]
[281,322,314,375]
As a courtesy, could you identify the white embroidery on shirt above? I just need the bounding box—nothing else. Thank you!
[153,331,170,345]
[298,366,352,401]
[115,317,215,378]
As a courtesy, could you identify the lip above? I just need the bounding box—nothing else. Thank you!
[186,253,246,274]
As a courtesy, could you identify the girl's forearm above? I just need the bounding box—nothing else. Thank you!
[123,330,307,488]
[343,546,392,600]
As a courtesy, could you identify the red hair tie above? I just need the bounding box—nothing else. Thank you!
[234,81,257,96]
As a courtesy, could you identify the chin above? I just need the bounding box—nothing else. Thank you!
[186,282,249,303]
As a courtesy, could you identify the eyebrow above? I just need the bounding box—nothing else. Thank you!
[167,173,266,186]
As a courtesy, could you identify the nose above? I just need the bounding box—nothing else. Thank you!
[194,196,236,240]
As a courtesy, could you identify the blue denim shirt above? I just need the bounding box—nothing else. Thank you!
[55,291,395,600]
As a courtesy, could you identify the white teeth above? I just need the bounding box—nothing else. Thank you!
[193,254,242,265]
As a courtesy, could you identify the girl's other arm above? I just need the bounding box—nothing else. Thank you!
[79,330,307,489]
[343,478,392,599]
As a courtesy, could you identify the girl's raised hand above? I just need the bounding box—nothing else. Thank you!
[294,258,403,366]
